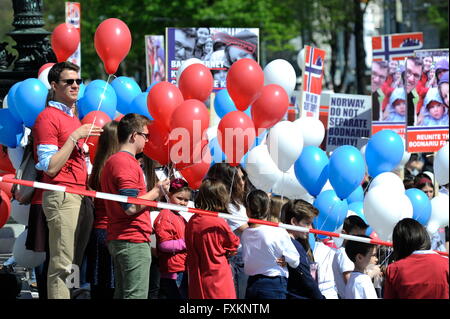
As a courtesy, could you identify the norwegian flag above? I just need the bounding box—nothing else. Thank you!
[372,32,423,61]
[300,45,325,118]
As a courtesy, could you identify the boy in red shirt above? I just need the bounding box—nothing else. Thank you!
[101,113,169,299]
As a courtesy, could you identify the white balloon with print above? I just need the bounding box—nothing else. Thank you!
[176,58,203,84]
[267,121,304,172]
[426,194,449,235]
[294,117,325,148]
[12,229,46,268]
[245,144,282,193]
[364,186,413,241]
[434,143,449,186]
[263,59,296,97]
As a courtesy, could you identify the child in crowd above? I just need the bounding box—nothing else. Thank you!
[268,195,289,223]
[382,87,406,122]
[241,190,299,299]
[153,178,192,299]
[344,236,378,299]
[185,179,240,299]
[419,87,448,126]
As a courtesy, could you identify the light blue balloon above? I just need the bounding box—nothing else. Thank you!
[214,89,251,118]
[77,83,86,100]
[0,109,24,148]
[6,82,23,123]
[209,136,227,164]
[15,78,47,127]
[294,146,329,197]
[86,79,110,91]
[348,201,367,223]
[365,130,404,177]
[129,92,153,119]
[313,190,348,233]
[405,188,432,226]
[329,145,365,200]
[347,185,364,204]
[85,80,115,102]
[78,86,117,120]
[365,226,374,237]
[111,76,142,114]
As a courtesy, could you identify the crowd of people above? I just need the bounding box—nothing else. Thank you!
[1,61,449,300]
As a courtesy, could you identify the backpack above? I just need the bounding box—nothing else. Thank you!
[11,133,37,205]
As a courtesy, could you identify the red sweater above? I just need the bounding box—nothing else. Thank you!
[384,251,449,299]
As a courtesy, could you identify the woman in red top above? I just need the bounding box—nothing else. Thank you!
[153,178,192,299]
[384,218,449,299]
[85,121,120,299]
[185,179,240,299]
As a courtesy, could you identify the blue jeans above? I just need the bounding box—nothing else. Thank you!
[245,275,288,299]
[229,251,248,299]
[159,271,188,299]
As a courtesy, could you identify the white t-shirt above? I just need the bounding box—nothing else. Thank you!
[332,247,355,298]
[227,203,248,232]
[314,242,339,299]
[344,272,378,299]
[241,226,300,277]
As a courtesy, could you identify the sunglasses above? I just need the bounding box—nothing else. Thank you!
[136,132,149,140]
[60,78,83,85]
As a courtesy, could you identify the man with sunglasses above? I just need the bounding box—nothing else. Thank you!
[101,113,169,299]
[33,61,103,299]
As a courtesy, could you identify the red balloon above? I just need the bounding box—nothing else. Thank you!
[0,148,15,175]
[0,174,14,199]
[114,114,124,122]
[51,23,80,63]
[143,121,170,166]
[147,82,184,132]
[251,84,289,131]
[38,63,55,76]
[0,190,11,228]
[226,58,264,111]
[178,148,212,190]
[94,18,132,75]
[178,64,213,101]
[81,111,112,163]
[174,139,208,170]
[218,111,256,166]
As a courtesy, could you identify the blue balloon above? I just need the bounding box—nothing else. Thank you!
[308,232,316,252]
[6,82,23,123]
[146,81,160,93]
[329,145,365,200]
[365,226,374,237]
[85,80,116,102]
[365,130,404,177]
[77,83,86,100]
[86,79,110,91]
[0,109,24,148]
[405,188,432,226]
[348,201,367,223]
[129,92,153,119]
[78,86,117,120]
[313,190,348,233]
[209,136,227,164]
[111,76,142,114]
[15,78,47,127]
[294,146,329,197]
[214,89,251,118]
[346,185,364,204]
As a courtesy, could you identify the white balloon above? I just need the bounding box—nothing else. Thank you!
[297,48,306,71]
[272,166,309,199]
[7,146,24,170]
[333,225,345,248]
[10,200,30,226]
[434,143,449,186]
[426,194,449,234]
[176,58,203,84]
[294,117,325,147]
[206,125,218,141]
[267,121,304,172]
[321,180,334,193]
[368,172,405,194]
[38,66,52,89]
[364,187,413,241]
[263,59,296,97]
[13,229,46,268]
[3,94,8,108]
[245,144,282,192]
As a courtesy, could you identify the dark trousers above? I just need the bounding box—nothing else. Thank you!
[159,271,188,299]
[245,275,287,299]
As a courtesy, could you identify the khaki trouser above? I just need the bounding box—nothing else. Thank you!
[43,190,93,299]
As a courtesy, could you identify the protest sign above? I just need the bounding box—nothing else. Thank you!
[65,2,81,68]
[166,27,259,90]
[405,49,449,152]
[372,32,423,61]
[145,35,165,87]
[326,94,371,152]
[298,45,326,119]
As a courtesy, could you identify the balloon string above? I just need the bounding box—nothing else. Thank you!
[280,172,285,218]
[228,168,236,205]
[84,74,116,147]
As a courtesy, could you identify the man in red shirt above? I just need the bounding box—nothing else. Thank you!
[101,113,169,299]
[33,61,103,299]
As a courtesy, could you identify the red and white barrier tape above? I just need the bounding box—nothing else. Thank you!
[1,176,448,257]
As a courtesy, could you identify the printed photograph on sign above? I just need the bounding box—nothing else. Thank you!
[405,49,449,153]
[166,28,259,90]
[145,35,166,88]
